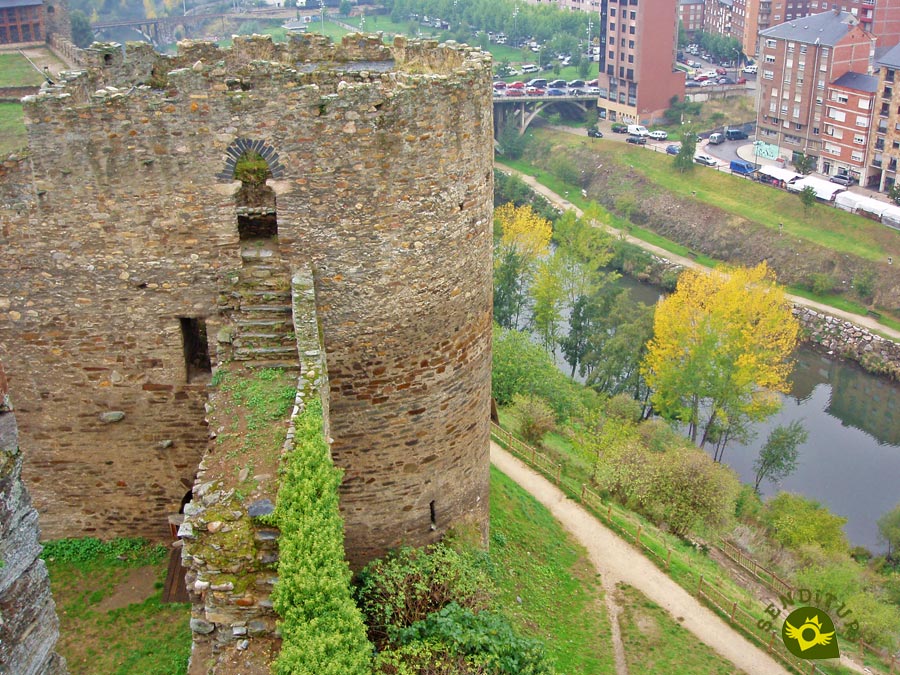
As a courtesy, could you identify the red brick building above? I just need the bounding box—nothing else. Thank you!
[755,10,875,171]
[597,0,685,123]
[820,71,878,181]
[0,0,44,45]
[679,0,705,34]
[844,0,900,47]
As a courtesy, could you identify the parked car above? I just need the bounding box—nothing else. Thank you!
[521,64,539,73]
[568,88,586,95]
[567,79,586,88]
[829,173,856,186]
[506,88,525,96]
[587,127,604,138]
[492,81,507,90]
[507,81,525,89]
[743,64,758,74]
[587,79,599,87]
[666,143,681,155]
[716,67,727,75]
[686,81,702,88]
[585,86,602,94]
[695,154,718,166]
[526,78,548,88]
[626,135,647,145]
[724,128,748,140]
[525,86,546,95]
[736,77,747,84]
[611,123,629,133]
[717,77,734,85]
[548,79,568,89]
[546,88,566,96]
[708,132,725,144]
[694,74,709,82]
[627,124,650,136]
[648,130,668,140]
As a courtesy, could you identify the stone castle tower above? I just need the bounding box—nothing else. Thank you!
[0,33,494,568]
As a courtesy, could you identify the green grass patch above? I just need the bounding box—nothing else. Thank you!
[489,466,617,675]
[0,103,26,155]
[617,584,747,675]
[44,538,190,675]
[0,53,44,86]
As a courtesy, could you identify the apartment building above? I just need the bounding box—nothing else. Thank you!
[596,0,686,123]
[755,10,875,172]
[867,44,900,190]
[679,0,706,33]
[820,71,878,182]
[843,0,900,47]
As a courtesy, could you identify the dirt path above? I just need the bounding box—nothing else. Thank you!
[499,164,900,342]
[490,443,791,675]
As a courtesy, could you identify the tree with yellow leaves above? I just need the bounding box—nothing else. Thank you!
[493,203,552,329]
[641,263,799,461]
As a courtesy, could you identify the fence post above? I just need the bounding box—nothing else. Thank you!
[889,654,895,674]
[635,524,642,545]
[767,631,776,652]
[859,639,864,660]
[666,548,671,570]
[698,575,704,594]
[556,463,561,485]
[730,601,737,623]
[581,483,586,502]
[531,445,536,466]
[607,504,612,522]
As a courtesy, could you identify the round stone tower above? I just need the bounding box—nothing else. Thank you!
[10,33,493,568]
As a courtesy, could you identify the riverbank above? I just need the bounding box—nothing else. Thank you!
[498,164,900,380]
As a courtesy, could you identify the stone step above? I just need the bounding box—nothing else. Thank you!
[235,319,294,329]
[236,304,292,314]
[239,360,300,371]
[234,346,299,361]
[241,290,292,303]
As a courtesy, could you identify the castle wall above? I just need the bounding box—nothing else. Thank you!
[1,33,493,565]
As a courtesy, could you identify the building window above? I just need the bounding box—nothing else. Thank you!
[764,70,774,80]
[788,42,795,52]
[800,44,807,54]
[858,98,870,110]
[766,39,777,48]
[854,134,865,144]
[629,25,635,34]
[765,55,776,63]
[851,151,863,162]
[770,101,778,112]
[827,108,846,122]
[793,106,800,118]
[628,39,634,48]
[831,92,849,103]
[856,115,869,127]
[818,79,825,90]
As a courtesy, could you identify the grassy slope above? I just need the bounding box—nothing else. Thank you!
[489,466,617,675]
[617,584,746,675]
[534,128,899,263]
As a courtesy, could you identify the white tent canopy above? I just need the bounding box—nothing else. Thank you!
[757,165,802,183]
[786,176,845,201]
[834,191,891,216]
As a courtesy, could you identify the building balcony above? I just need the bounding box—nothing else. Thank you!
[876,139,885,150]
[890,160,898,172]
[873,159,883,168]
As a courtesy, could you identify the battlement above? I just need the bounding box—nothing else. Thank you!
[24,33,491,110]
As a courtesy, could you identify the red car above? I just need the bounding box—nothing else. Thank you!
[493,81,507,90]
[716,67,727,75]
[694,75,709,82]
[507,81,525,89]
[526,87,546,95]
[506,88,525,96]
[737,77,747,85]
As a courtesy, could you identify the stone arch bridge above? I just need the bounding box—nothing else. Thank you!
[493,92,598,137]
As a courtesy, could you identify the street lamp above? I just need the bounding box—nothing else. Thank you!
[512,5,519,48]
[586,18,594,73]
[319,0,325,29]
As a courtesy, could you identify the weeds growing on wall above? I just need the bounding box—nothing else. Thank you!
[268,399,372,675]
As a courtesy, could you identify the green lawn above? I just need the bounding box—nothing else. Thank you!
[489,466,617,674]
[43,538,190,675]
[617,584,747,675]
[0,103,26,155]
[0,53,44,86]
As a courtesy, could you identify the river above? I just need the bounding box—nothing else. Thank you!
[575,274,900,552]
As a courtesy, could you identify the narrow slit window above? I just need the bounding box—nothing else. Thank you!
[429,500,436,530]
[179,318,212,383]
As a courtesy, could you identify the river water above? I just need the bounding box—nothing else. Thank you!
[588,275,900,552]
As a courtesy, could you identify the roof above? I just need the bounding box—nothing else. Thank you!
[876,42,900,69]
[831,71,879,93]
[0,0,42,7]
[786,176,846,200]
[678,0,704,6]
[760,10,863,47]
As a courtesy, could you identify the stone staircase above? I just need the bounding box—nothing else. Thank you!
[228,238,299,370]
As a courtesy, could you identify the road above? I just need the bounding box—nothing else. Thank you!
[498,163,900,341]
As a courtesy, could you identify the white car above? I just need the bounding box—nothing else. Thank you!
[694,154,718,166]
[648,130,668,140]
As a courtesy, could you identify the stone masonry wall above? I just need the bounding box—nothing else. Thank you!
[1,33,493,566]
[0,360,67,675]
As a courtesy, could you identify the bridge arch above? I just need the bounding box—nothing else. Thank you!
[493,97,594,138]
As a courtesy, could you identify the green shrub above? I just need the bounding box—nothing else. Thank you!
[356,543,492,646]
[388,603,555,675]
[806,272,836,296]
[41,537,166,568]
[845,591,900,649]
[605,393,643,424]
[511,394,557,445]
[269,400,372,675]
[762,493,849,554]
[795,561,864,603]
[636,418,683,454]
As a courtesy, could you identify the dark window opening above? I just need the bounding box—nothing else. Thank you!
[429,500,436,530]
[179,318,212,383]
[47,5,55,13]
[237,212,278,240]
[103,53,112,64]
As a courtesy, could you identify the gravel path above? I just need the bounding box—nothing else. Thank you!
[491,442,791,675]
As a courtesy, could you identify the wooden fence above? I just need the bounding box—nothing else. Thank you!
[489,422,898,675]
